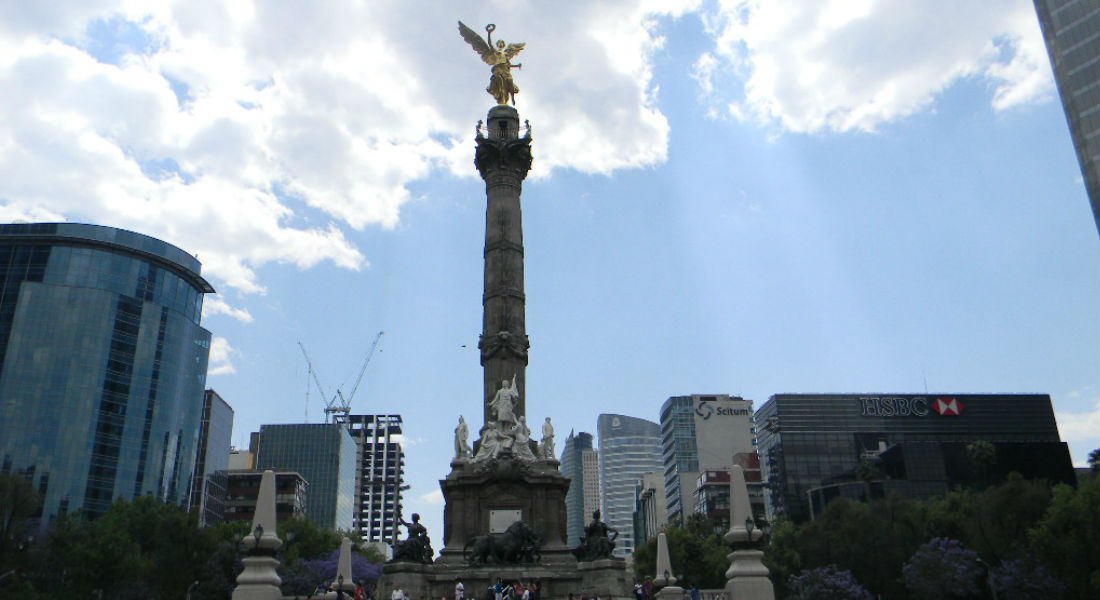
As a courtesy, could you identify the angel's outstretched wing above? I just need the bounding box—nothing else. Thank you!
[458,21,494,65]
[503,42,525,61]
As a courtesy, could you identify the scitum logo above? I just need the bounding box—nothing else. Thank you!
[696,402,714,420]
[932,397,963,416]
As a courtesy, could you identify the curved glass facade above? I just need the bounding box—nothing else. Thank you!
[0,223,213,524]
[597,413,662,557]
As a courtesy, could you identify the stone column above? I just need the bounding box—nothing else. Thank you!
[326,537,355,599]
[476,105,532,425]
[653,532,682,600]
[723,465,774,600]
[233,470,283,600]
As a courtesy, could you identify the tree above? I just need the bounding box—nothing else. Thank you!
[0,474,41,572]
[278,517,343,565]
[280,548,383,596]
[990,554,1066,600]
[631,523,730,589]
[901,538,982,600]
[1088,448,1100,473]
[967,440,996,488]
[787,565,872,600]
[762,518,800,598]
[795,495,925,597]
[1028,476,1100,599]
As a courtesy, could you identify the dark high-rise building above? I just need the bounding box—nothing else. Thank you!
[0,223,214,525]
[223,469,307,523]
[255,423,356,530]
[756,393,1077,522]
[335,414,406,544]
[191,389,234,525]
[560,430,599,547]
[660,394,756,526]
[597,414,661,557]
[1034,0,1100,234]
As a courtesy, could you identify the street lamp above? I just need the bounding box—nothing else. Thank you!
[186,580,199,600]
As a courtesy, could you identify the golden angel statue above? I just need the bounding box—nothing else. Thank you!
[458,21,526,106]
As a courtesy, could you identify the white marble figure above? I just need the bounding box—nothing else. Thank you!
[512,416,536,461]
[473,424,504,462]
[540,417,555,459]
[455,415,471,460]
[488,374,518,428]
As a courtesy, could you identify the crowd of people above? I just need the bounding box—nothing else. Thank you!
[384,575,705,600]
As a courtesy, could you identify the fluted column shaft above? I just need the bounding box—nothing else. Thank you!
[475,105,532,426]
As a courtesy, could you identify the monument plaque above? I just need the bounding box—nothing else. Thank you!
[489,509,523,533]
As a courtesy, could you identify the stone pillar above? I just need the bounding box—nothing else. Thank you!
[653,532,682,600]
[326,537,355,599]
[476,105,532,425]
[233,470,283,600]
[723,465,774,600]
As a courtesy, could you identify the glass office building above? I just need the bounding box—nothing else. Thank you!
[559,430,598,548]
[597,414,661,557]
[191,389,234,525]
[756,393,1076,522]
[0,223,214,524]
[660,394,756,525]
[1034,0,1100,234]
[256,423,356,531]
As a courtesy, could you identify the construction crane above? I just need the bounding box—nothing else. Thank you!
[326,331,385,422]
[298,341,330,422]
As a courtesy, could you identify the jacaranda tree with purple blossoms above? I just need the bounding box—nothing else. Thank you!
[787,565,873,600]
[280,548,383,595]
[901,537,981,600]
[990,554,1066,600]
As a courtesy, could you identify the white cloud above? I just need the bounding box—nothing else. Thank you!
[1056,398,1100,444]
[202,296,253,323]
[207,336,238,376]
[0,1,691,296]
[418,489,444,506]
[697,0,1054,134]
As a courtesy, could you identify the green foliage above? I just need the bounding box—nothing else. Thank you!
[762,518,800,598]
[630,522,729,589]
[1088,448,1100,473]
[0,473,41,572]
[279,516,343,565]
[794,494,924,598]
[924,473,1051,562]
[1028,476,1100,599]
[35,496,221,599]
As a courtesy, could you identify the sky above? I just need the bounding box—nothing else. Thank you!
[0,0,1097,542]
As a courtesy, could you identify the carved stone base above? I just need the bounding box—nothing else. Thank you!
[439,455,571,565]
[231,555,282,600]
[380,556,633,600]
[724,549,775,600]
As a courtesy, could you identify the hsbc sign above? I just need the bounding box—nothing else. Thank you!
[858,396,964,417]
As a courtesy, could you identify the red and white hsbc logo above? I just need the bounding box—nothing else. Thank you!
[932,397,964,416]
[858,396,965,417]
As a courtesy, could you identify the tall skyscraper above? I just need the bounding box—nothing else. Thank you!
[560,430,600,547]
[659,394,756,526]
[1034,0,1100,234]
[190,389,234,525]
[0,223,214,525]
[256,423,356,531]
[335,414,406,544]
[596,414,662,557]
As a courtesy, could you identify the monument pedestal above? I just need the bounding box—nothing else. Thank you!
[439,456,572,565]
[578,558,632,599]
[724,550,774,600]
